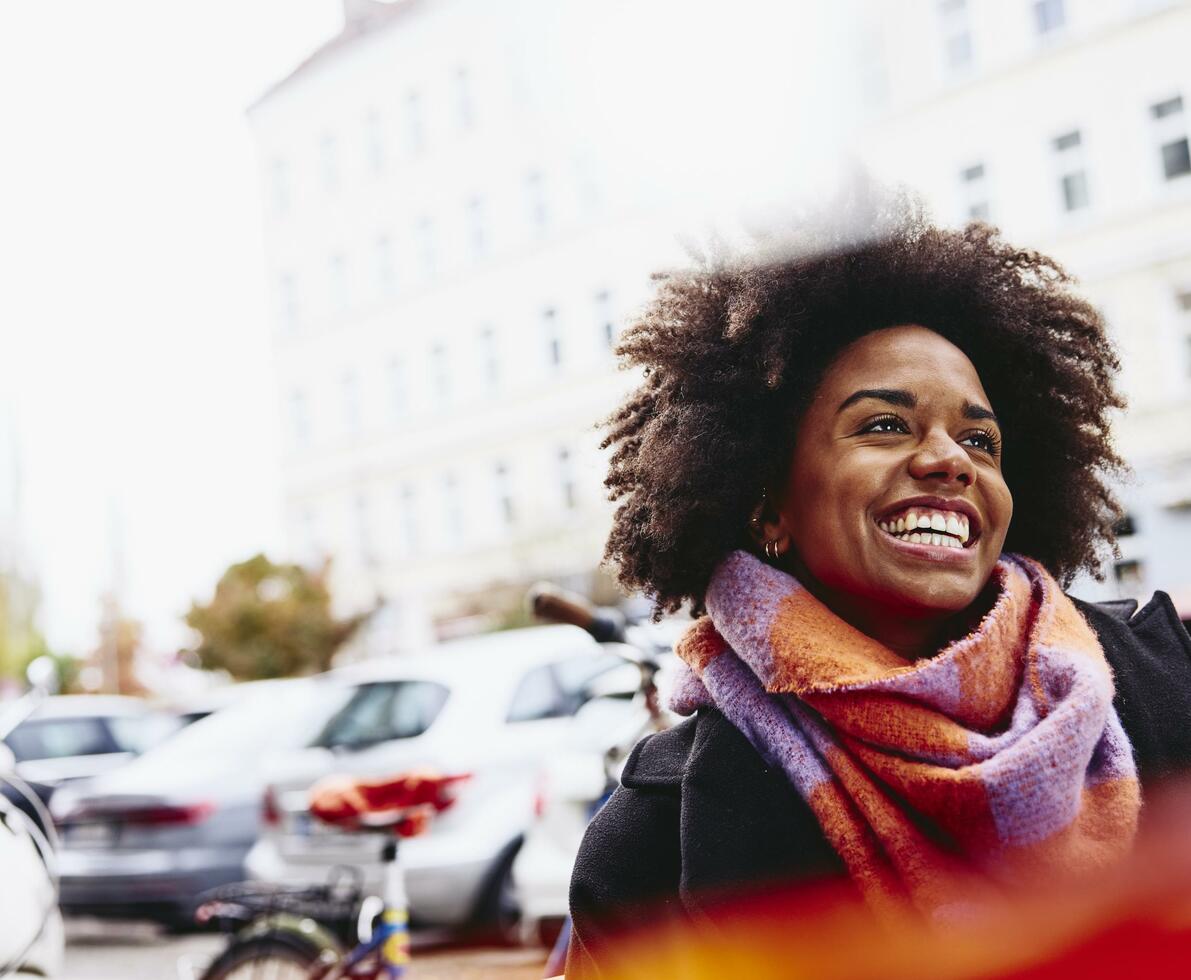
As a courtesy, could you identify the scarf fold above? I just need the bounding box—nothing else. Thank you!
[671,550,1140,918]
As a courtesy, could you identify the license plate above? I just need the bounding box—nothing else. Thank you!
[66,822,116,847]
[291,813,339,842]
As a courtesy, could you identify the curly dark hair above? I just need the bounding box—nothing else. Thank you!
[602,213,1126,615]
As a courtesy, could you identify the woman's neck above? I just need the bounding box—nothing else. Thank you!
[784,558,999,661]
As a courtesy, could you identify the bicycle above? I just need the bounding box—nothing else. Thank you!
[524,584,673,976]
[195,772,463,980]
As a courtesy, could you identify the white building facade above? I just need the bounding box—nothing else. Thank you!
[857,0,1191,608]
[248,0,689,650]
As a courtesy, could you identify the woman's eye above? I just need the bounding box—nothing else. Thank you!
[861,416,908,435]
[961,430,1001,455]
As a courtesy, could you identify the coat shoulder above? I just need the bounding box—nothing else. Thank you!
[1075,592,1191,784]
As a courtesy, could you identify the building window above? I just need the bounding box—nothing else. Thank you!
[416,217,436,277]
[1052,129,1090,212]
[542,307,561,368]
[1113,559,1144,594]
[526,171,549,233]
[277,273,298,332]
[329,253,349,312]
[270,159,289,215]
[594,290,616,348]
[431,343,450,403]
[388,357,407,419]
[1033,0,1065,35]
[479,326,499,393]
[319,133,337,192]
[341,371,361,434]
[364,109,386,173]
[1151,95,1190,181]
[959,162,989,221]
[299,505,320,563]
[454,67,475,130]
[494,462,515,525]
[1179,291,1191,378]
[354,493,375,568]
[405,90,424,155]
[290,390,311,448]
[939,0,973,72]
[557,447,576,511]
[375,235,395,297]
[1113,513,1138,538]
[466,196,486,259]
[442,472,463,545]
[399,482,419,556]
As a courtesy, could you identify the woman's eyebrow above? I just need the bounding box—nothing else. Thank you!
[964,402,999,424]
[836,388,916,413]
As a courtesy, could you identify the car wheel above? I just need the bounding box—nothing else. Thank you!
[472,839,523,946]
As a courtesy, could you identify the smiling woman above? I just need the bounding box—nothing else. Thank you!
[565,206,1191,977]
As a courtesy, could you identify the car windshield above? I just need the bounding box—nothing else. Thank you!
[131,679,350,763]
[5,717,115,762]
[108,712,185,754]
[314,680,450,750]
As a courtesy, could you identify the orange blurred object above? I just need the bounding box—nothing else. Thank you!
[307,770,469,836]
[586,777,1191,980]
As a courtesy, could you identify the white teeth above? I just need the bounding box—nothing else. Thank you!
[884,509,976,548]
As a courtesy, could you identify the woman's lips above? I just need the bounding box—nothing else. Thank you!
[876,526,978,562]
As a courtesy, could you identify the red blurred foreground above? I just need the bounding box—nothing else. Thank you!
[593,778,1191,980]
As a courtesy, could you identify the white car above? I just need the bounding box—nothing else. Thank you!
[3,695,183,789]
[245,625,627,939]
[511,623,686,947]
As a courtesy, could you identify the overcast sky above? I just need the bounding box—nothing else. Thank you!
[0,1,341,655]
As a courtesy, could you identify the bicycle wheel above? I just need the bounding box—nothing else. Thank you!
[199,933,327,980]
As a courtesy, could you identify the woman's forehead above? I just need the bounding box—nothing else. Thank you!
[819,325,990,405]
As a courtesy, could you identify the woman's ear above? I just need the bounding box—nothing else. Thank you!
[748,491,793,554]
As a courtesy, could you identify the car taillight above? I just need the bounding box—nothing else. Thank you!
[122,803,216,826]
[262,785,281,827]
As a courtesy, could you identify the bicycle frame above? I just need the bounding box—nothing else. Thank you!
[323,837,409,979]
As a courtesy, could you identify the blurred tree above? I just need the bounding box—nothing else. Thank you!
[90,592,147,695]
[0,570,57,686]
[185,555,370,680]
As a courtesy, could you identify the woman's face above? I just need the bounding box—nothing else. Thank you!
[775,325,1012,621]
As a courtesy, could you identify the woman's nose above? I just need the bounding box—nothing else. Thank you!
[908,431,976,487]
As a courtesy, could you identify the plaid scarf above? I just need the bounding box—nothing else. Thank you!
[671,550,1140,918]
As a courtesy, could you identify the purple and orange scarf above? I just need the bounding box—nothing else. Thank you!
[671,550,1140,919]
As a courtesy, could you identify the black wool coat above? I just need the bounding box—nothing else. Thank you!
[566,592,1191,979]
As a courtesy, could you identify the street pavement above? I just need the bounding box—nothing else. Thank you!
[64,916,549,979]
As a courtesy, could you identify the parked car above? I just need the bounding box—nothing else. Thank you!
[511,620,685,947]
[245,624,627,939]
[0,656,66,977]
[1,694,186,825]
[0,754,63,976]
[50,676,352,927]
